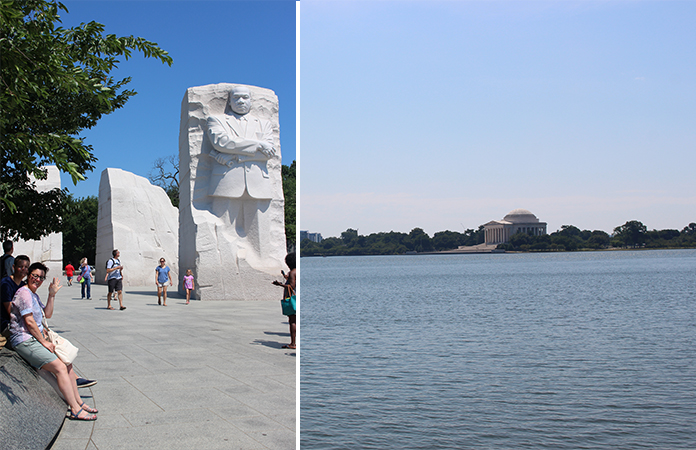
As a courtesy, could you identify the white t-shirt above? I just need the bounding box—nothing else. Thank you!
[107,258,122,280]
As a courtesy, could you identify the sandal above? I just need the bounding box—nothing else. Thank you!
[81,402,98,413]
[281,345,296,349]
[106,306,115,310]
[67,406,97,421]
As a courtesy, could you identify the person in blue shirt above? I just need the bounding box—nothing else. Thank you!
[155,258,173,306]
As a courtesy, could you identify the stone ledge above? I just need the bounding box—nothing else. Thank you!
[0,347,66,450]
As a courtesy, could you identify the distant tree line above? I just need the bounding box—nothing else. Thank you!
[501,221,696,251]
[62,195,97,266]
[300,220,696,256]
[300,226,484,256]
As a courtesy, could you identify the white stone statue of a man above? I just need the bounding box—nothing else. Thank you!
[180,83,285,300]
[207,86,277,199]
[205,85,278,249]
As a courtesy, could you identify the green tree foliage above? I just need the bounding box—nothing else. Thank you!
[408,227,434,252]
[148,155,179,208]
[282,161,296,246]
[0,177,65,240]
[1,0,172,239]
[62,194,97,266]
[500,219,696,252]
[303,220,696,256]
[613,220,648,248]
[587,230,611,249]
[300,226,486,256]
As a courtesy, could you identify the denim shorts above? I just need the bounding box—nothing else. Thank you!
[14,337,57,369]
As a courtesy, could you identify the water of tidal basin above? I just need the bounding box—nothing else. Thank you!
[300,249,696,449]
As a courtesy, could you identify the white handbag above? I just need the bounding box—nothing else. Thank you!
[41,310,79,365]
[45,328,79,365]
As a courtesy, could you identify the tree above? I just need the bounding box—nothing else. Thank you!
[62,194,97,266]
[407,227,433,252]
[613,220,647,248]
[1,0,172,239]
[282,161,296,246]
[432,230,461,251]
[148,155,179,207]
[558,225,581,237]
[587,230,610,249]
[682,223,696,236]
[0,176,65,240]
[341,228,359,246]
[508,232,532,249]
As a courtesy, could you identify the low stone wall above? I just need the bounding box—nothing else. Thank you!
[0,347,66,450]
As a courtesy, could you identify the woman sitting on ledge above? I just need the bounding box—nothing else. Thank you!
[8,262,97,421]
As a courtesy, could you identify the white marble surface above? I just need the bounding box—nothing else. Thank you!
[13,166,63,277]
[179,83,286,300]
[95,168,179,287]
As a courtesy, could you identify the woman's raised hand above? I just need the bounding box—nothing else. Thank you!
[48,277,62,296]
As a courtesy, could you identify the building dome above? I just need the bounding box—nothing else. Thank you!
[503,209,539,223]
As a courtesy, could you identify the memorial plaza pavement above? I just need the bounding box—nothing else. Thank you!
[42,281,296,450]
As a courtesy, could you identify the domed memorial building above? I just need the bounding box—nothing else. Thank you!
[483,209,547,245]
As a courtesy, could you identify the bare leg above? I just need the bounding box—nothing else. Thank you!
[42,360,96,419]
[107,292,113,309]
[157,285,162,305]
[186,289,190,304]
[118,290,124,309]
[162,286,167,306]
[285,315,297,349]
[66,364,95,411]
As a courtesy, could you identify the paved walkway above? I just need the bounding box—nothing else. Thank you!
[42,281,296,450]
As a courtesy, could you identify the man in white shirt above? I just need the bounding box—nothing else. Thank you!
[105,249,125,311]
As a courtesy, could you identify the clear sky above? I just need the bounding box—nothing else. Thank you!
[57,0,296,199]
[300,1,696,238]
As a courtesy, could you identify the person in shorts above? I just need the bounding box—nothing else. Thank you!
[10,262,97,420]
[272,252,296,349]
[155,258,173,306]
[64,261,74,286]
[105,249,125,311]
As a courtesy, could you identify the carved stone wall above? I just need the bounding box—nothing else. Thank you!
[14,166,62,279]
[179,83,286,300]
[95,168,179,286]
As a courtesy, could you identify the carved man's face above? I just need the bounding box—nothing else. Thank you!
[229,87,252,115]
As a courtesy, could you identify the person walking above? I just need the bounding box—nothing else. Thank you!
[183,269,195,305]
[79,258,92,300]
[65,262,75,286]
[105,250,125,310]
[155,258,173,306]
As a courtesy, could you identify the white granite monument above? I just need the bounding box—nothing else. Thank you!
[179,83,286,300]
[95,168,179,286]
[14,166,62,278]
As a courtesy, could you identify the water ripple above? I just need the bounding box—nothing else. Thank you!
[301,250,696,449]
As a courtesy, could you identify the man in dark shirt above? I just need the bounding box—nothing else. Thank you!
[1,254,29,334]
[0,240,14,279]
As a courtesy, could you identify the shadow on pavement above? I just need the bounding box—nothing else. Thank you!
[264,331,290,337]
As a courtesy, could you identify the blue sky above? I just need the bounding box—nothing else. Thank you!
[300,1,696,237]
[58,0,296,199]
